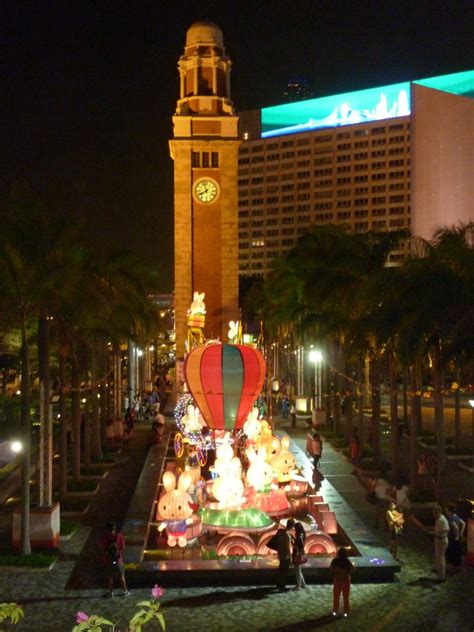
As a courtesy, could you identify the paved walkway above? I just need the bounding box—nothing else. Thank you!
[0,418,473,632]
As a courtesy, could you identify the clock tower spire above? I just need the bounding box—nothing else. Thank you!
[170,21,240,358]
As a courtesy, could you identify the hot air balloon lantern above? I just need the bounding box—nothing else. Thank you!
[183,343,266,432]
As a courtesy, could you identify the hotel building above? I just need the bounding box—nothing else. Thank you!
[237,71,474,276]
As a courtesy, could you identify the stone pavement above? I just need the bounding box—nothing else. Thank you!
[0,419,473,632]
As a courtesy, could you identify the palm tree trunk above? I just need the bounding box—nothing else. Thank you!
[90,346,102,461]
[99,348,108,448]
[324,364,332,427]
[414,363,423,434]
[332,342,341,435]
[410,365,420,487]
[356,356,364,441]
[59,349,68,500]
[113,343,122,419]
[370,350,381,466]
[402,367,409,424]
[83,402,91,469]
[432,345,446,503]
[38,314,53,506]
[388,347,399,481]
[71,354,81,483]
[20,312,31,555]
[454,368,461,450]
[345,373,354,443]
[82,350,91,469]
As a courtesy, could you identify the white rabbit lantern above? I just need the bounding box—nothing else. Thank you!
[246,447,273,490]
[157,471,195,547]
[243,407,261,443]
[227,320,240,343]
[211,434,245,509]
[182,404,203,434]
[270,436,296,483]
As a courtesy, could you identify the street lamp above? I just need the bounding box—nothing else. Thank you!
[10,440,23,453]
[309,349,323,411]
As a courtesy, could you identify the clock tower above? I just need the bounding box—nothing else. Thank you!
[170,21,240,358]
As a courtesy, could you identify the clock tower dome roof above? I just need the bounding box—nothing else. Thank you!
[186,20,224,48]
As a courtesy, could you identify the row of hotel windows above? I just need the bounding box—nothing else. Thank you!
[238,207,408,232]
[248,143,408,163]
[238,221,407,253]
[239,165,409,177]
[239,194,407,205]
[238,171,409,195]
[238,178,408,189]
[239,122,409,154]
[238,195,409,210]
[239,145,408,165]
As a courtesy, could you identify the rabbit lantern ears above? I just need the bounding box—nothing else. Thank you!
[162,470,193,493]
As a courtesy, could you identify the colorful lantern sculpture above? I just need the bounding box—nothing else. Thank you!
[184,343,266,431]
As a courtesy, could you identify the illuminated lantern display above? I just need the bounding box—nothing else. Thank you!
[199,506,274,531]
[305,532,337,555]
[270,435,296,483]
[245,447,273,490]
[216,532,256,556]
[184,343,266,431]
[255,419,275,455]
[245,487,290,516]
[157,471,195,547]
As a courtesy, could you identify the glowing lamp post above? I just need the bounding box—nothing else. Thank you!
[309,349,323,411]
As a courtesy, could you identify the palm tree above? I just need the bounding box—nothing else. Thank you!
[260,225,406,460]
[397,223,474,501]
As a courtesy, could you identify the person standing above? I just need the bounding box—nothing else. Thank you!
[386,502,404,560]
[445,503,465,568]
[330,547,354,618]
[275,519,295,592]
[291,522,307,590]
[102,522,131,597]
[307,431,323,469]
[350,428,361,474]
[290,402,297,428]
[372,472,390,528]
[431,506,449,582]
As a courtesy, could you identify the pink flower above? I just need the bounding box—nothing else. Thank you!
[76,612,89,623]
[151,584,164,599]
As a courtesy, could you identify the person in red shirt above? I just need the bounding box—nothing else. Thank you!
[330,547,354,617]
[350,428,362,474]
[102,522,131,597]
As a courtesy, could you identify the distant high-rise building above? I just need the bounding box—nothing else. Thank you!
[283,77,313,102]
[237,70,474,276]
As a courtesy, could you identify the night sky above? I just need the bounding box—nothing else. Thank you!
[2,0,473,291]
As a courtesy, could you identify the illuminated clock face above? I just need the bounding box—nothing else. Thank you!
[194,179,219,203]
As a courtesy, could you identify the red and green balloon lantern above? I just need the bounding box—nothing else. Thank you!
[183,343,266,431]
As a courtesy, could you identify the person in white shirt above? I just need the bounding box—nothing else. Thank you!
[432,506,449,581]
[372,475,390,528]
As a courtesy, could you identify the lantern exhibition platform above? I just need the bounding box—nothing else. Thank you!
[121,432,400,586]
